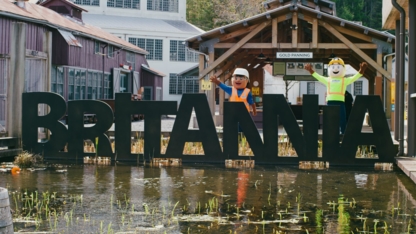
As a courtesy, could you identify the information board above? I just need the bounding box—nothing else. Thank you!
[286,62,323,76]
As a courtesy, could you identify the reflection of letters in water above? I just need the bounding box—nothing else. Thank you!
[22,93,396,166]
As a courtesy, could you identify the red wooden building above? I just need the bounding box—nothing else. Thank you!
[0,0,164,138]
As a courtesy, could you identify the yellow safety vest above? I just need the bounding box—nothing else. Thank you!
[311,72,363,102]
[327,77,346,101]
[230,88,250,111]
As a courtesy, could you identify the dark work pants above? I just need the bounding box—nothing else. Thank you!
[327,100,346,134]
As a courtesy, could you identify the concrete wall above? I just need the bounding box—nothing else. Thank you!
[263,72,299,104]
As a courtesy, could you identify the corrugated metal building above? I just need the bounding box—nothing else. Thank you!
[0,0,164,137]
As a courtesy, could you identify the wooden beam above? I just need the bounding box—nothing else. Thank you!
[323,23,374,43]
[199,21,270,79]
[320,21,392,80]
[292,12,298,48]
[312,18,318,48]
[219,24,259,42]
[198,54,205,93]
[213,51,250,77]
[272,18,278,48]
[224,57,259,81]
[214,43,377,49]
[208,51,215,115]
[377,53,383,77]
[316,43,377,49]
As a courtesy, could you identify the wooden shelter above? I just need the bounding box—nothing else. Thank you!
[186,0,396,123]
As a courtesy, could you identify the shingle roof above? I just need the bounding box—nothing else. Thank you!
[0,0,147,54]
[186,2,395,45]
[40,0,88,13]
[82,14,204,35]
[141,64,166,77]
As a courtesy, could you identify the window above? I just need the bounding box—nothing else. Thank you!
[80,71,86,99]
[104,74,112,99]
[65,69,87,100]
[75,70,80,100]
[92,73,97,99]
[156,87,162,100]
[169,73,199,94]
[126,51,136,70]
[147,0,178,12]
[94,41,100,54]
[56,67,64,96]
[307,82,315,94]
[128,38,163,61]
[87,72,93,99]
[169,40,199,62]
[143,86,152,100]
[74,0,99,6]
[68,69,75,100]
[87,71,107,100]
[120,74,128,93]
[51,66,57,93]
[354,81,363,95]
[97,73,103,99]
[108,45,114,58]
[107,0,140,8]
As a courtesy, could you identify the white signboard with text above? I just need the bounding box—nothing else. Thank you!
[276,52,313,59]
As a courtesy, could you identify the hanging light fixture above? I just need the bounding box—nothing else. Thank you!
[257,52,266,59]
[264,57,273,64]
[257,31,266,59]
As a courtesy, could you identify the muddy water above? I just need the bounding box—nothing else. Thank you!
[1,164,416,233]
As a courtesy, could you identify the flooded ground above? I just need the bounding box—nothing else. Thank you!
[1,164,416,233]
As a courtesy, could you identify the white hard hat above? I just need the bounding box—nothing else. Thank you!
[233,68,249,80]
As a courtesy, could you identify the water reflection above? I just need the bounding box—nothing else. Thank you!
[1,165,416,233]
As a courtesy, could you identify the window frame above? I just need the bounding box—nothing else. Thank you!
[170,40,198,62]
[143,86,153,100]
[128,37,163,61]
[354,81,363,96]
[107,0,140,9]
[94,41,100,54]
[169,73,199,94]
[147,0,178,12]
[107,45,114,58]
[74,0,99,6]
[306,82,315,94]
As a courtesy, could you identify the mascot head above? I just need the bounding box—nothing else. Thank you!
[231,68,250,89]
[328,57,346,78]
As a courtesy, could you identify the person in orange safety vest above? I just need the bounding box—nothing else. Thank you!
[210,68,257,116]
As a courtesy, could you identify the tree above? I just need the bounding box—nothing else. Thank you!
[332,0,382,30]
[187,0,265,30]
[284,80,297,102]
[186,0,215,31]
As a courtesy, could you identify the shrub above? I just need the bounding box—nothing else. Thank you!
[14,152,43,168]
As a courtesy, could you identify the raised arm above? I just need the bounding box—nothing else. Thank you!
[251,103,257,116]
[209,75,221,86]
[304,63,315,74]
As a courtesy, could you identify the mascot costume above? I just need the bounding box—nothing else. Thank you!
[305,58,367,134]
[210,68,257,116]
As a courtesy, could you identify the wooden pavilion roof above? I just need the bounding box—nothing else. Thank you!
[186,0,395,84]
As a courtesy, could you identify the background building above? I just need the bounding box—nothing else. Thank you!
[72,0,205,102]
[0,0,157,141]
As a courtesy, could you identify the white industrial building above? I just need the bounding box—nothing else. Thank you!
[68,0,204,102]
